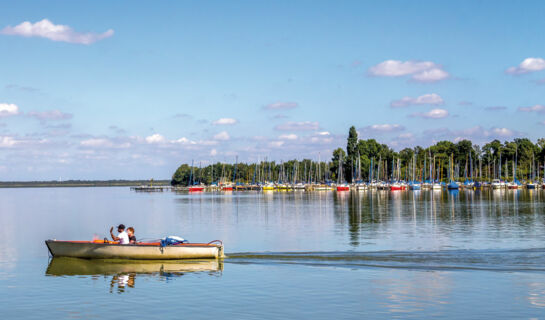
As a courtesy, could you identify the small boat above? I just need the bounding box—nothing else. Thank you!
[221,183,233,191]
[355,183,368,191]
[314,184,332,191]
[431,182,442,190]
[447,182,459,190]
[46,240,224,260]
[507,182,519,190]
[377,181,389,190]
[188,185,204,192]
[526,182,536,189]
[336,154,349,191]
[408,182,421,190]
[389,182,405,191]
[262,183,275,191]
[292,183,306,190]
[491,179,502,189]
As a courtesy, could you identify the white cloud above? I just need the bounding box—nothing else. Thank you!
[423,126,522,143]
[145,133,166,144]
[79,138,131,149]
[0,103,19,117]
[263,102,298,110]
[274,121,319,131]
[1,19,114,45]
[80,138,112,148]
[80,138,109,147]
[269,141,284,148]
[27,109,72,121]
[411,108,449,119]
[317,131,330,136]
[518,104,545,113]
[491,127,514,137]
[398,133,415,139]
[361,124,405,134]
[506,57,545,74]
[213,131,230,141]
[212,118,238,125]
[368,60,449,82]
[210,148,218,156]
[411,68,449,82]
[391,93,444,107]
[278,134,298,140]
[0,136,17,147]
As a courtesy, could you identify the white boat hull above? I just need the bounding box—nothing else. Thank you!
[46,240,223,260]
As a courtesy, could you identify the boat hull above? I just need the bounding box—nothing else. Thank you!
[46,257,223,276]
[46,240,223,260]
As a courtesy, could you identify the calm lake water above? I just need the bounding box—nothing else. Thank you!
[1,187,545,319]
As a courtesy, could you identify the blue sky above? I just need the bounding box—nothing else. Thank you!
[1,1,544,180]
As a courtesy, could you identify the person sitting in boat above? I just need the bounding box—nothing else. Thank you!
[110,224,129,244]
[127,227,136,244]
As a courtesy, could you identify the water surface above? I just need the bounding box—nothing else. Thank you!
[1,187,545,319]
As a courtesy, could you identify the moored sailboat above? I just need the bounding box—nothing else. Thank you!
[336,153,350,191]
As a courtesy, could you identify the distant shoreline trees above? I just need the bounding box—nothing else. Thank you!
[171,126,545,186]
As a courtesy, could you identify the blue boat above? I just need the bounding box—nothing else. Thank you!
[447,155,459,190]
[447,182,459,190]
[409,181,421,190]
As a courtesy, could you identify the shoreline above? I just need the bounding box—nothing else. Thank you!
[0,180,170,188]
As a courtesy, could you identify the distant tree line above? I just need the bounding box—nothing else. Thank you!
[172,126,545,185]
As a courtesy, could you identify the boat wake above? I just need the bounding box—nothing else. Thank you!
[225,248,545,272]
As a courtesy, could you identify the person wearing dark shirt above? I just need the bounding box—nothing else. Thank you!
[127,227,136,244]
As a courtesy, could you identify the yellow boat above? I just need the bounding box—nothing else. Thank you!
[262,182,275,191]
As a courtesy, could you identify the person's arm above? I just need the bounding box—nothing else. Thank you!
[110,227,120,241]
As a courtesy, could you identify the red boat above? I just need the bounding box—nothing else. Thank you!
[221,184,233,191]
[336,184,350,191]
[507,183,518,190]
[189,186,204,192]
[389,183,406,191]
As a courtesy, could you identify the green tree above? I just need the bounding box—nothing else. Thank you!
[346,126,358,182]
[331,148,347,182]
[171,164,192,186]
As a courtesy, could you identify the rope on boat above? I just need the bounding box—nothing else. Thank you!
[207,240,223,246]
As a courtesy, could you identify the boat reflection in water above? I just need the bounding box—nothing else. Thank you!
[46,257,223,293]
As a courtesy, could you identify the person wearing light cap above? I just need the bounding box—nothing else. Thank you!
[110,224,129,244]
